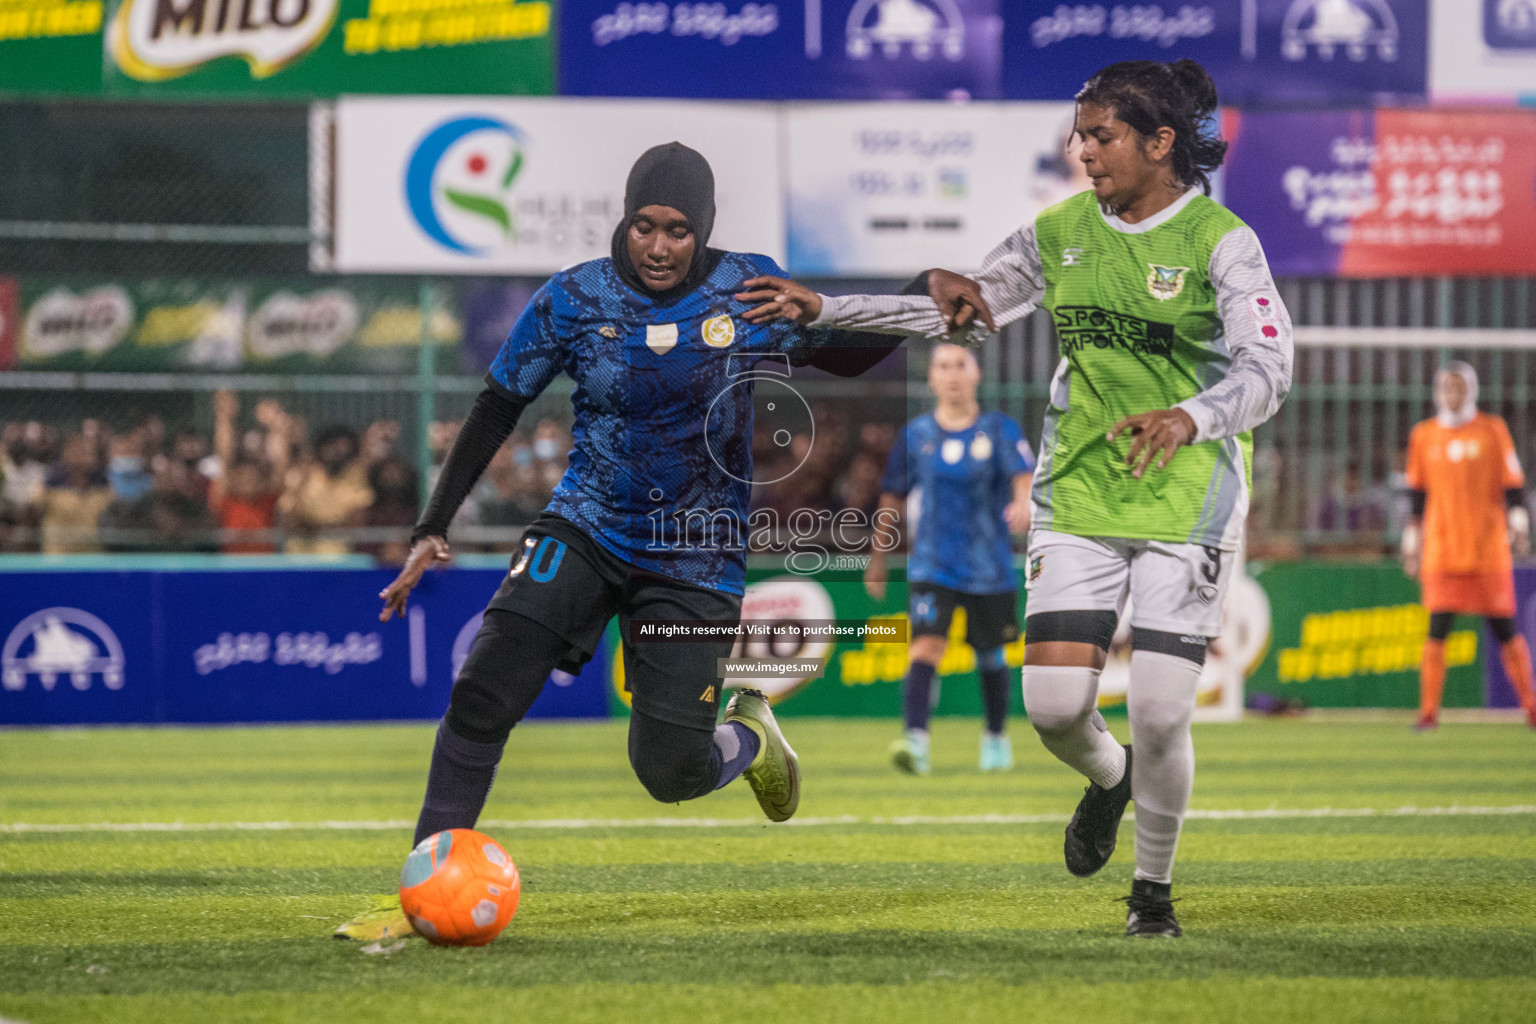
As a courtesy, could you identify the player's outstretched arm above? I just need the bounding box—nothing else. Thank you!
[739,222,1045,346]
[380,535,452,622]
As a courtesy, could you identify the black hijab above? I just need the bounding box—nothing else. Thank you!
[610,142,723,301]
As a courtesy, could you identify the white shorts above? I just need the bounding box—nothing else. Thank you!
[1024,530,1232,638]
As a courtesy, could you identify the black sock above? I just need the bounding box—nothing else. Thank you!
[413,719,506,846]
[903,661,938,732]
[978,649,1011,735]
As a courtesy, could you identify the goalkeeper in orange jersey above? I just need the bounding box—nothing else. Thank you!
[1403,362,1536,730]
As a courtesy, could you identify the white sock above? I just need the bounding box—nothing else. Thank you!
[1127,650,1200,884]
[1022,665,1126,789]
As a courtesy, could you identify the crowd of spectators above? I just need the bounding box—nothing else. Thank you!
[0,396,905,561]
[0,395,428,559]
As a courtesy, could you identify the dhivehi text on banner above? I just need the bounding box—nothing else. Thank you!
[785,101,1084,275]
[1222,107,1536,277]
[1004,0,1428,104]
[332,97,784,274]
[1428,0,1536,105]
[558,0,1003,99]
[0,0,554,96]
[0,565,607,725]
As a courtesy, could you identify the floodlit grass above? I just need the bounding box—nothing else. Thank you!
[1,718,1533,1023]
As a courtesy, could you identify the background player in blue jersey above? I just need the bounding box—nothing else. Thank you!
[865,342,1035,776]
[336,143,904,941]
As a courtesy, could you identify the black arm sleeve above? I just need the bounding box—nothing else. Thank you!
[1508,489,1525,509]
[1409,489,1426,516]
[800,330,906,377]
[796,271,930,378]
[410,377,529,544]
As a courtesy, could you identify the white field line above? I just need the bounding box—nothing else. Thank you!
[2,805,1535,835]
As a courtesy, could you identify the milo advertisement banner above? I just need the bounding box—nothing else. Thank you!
[0,0,554,97]
[3,278,460,371]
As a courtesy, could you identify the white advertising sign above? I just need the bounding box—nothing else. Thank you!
[1429,0,1536,104]
[333,97,784,274]
[785,101,1085,276]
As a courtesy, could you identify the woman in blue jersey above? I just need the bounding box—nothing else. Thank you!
[866,342,1034,775]
[336,143,905,941]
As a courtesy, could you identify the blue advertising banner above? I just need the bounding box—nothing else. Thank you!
[0,571,159,725]
[1485,565,1536,710]
[559,1,1003,99]
[1004,0,1427,105]
[0,566,609,726]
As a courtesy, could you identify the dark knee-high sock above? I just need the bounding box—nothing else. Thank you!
[978,647,1011,735]
[903,660,938,733]
[414,719,506,846]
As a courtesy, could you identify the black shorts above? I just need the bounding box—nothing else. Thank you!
[486,513,742,731]
[908,583,1020,651]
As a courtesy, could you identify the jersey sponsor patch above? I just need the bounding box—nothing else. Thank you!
[646,323,678,354]
[1062,247,1085,266]
[702,314,735,348]
[1248,294,1280,322]
[1146,264,1190,301]
[1052,306,1174,359]
[941,438,964,464]
[970,432,992,461]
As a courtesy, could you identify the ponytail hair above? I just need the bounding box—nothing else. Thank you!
[1075,59,1228,195]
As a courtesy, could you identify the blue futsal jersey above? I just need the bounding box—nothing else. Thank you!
[489,251,829,596]
[882,412,1036,594]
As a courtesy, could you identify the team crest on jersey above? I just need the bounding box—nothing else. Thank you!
[646,323,678,354]
[702,314,735,348]
[970,433,992,461]
[1146,264,1190,302]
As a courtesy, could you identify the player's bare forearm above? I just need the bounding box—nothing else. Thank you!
[1007,473,1033,534]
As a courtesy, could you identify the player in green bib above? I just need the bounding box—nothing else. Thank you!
[739,59,1293,937]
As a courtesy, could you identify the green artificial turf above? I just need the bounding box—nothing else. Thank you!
[1,718,1533,1023]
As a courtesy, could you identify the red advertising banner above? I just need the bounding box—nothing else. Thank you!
[1340,110,1536,277]
[1225,108,1536,278]
[0,277,18,370]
